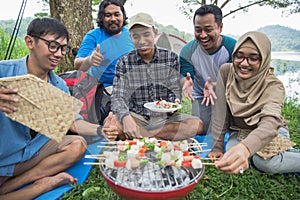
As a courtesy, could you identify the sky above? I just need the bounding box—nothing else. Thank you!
[1,0,300,36]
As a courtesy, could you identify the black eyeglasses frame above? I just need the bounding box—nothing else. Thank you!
[31,35,71,55]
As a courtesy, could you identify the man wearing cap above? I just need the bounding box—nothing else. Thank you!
[103,12,204,141]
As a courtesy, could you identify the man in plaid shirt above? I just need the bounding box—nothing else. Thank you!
[102,13,203,141]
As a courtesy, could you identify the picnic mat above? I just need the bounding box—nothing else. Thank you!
[0,74,83,143]
[194,133,229,158]
[33,138,104,200]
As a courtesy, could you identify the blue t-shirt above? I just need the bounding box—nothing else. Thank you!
[0,56,70,176]
[76,27,135,87]
[179,35,236,98]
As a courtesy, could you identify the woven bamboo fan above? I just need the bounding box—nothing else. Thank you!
[237,128,296,159]
[0,74,83,143]
[256,136,295,160]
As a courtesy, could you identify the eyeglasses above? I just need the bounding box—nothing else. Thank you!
[32,35,71,55]
[234,52,261,65]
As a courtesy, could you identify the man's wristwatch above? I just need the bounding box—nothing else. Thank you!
[97,125,102,136]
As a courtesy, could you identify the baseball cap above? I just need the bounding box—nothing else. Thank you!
[128,12,154,30]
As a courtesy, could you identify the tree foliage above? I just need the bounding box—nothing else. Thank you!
[179,0,300,19]
[4,0,299,71]
[0,28,28,60]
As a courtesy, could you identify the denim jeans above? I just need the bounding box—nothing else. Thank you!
[226,127,300,174]
[192,98,212,135]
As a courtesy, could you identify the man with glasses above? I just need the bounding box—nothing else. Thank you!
[0,17,118,199]
[31,35,71,55]
[180,4,237,135]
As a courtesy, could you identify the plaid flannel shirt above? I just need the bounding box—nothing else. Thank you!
[111,46,181,121]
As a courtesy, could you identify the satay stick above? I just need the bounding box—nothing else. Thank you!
[189,142,208,146]
[202,162,215,166]
[83,162,105,165]
[85,155,106,159]
[85,157,106,160]
[199,157,219,160]
[84,161,214,167]
[192,149,211,153]
[98,141,118,144]
[97,145,117,148]
[195,145,207,148]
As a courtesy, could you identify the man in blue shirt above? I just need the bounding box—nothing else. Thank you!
[180,4,237,135]
[0,17,118,199]
[74,0,135,87]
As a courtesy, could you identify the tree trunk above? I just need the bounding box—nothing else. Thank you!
[49,0,94,72]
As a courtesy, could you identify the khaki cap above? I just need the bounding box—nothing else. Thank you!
[128,12,154,30]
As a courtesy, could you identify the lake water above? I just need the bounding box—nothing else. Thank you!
[271,52,300,104]
[272,52,300,62]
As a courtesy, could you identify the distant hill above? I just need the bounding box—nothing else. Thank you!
[0,19,299,52]
[228,25,300,52]
[256,25,300,52]
[155,23,194,42]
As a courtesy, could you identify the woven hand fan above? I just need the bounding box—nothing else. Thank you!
[237,127,296,160]
[0,74,83,143]
[256,136,296,160]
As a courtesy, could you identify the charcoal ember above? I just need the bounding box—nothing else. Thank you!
[162,166,175,186]
[138,162,165,191]
[163,166,191,187]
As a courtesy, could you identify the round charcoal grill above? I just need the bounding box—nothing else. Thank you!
[99,139,206,200]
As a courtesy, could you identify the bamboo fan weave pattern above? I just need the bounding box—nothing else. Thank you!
[0,74,83,143]
[237,128,295,160]
[256,136,295,160]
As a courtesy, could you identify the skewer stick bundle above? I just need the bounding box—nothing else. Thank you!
[84,162,215,166]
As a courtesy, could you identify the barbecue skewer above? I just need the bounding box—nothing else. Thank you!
[84,162,105,165]
[83,162,215,166]
[85,155,106,159]
[98,140,208,146]
[97,146,117,148]
[191,149,211,153]
[189,143,208,146]
[85,154,219,161]
[96,146,211,152]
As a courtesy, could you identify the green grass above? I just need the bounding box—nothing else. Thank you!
[60,164,300,200]
[60,99,300,200]
[2,29,299,200]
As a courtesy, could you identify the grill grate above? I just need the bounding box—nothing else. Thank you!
[101,162,203,191]
[100,138,205,192]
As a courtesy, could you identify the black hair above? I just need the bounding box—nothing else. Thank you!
[27,17,69,42]
[96,0,128,28]
[193,4,223,26]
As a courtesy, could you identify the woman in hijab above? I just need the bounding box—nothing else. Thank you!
[208,31,300,174]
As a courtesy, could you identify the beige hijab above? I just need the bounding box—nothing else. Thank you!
[226,31,285,126]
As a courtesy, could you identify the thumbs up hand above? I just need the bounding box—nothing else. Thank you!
[102,112,120,141]
[103,111,113,128]
[88,44,104,67]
